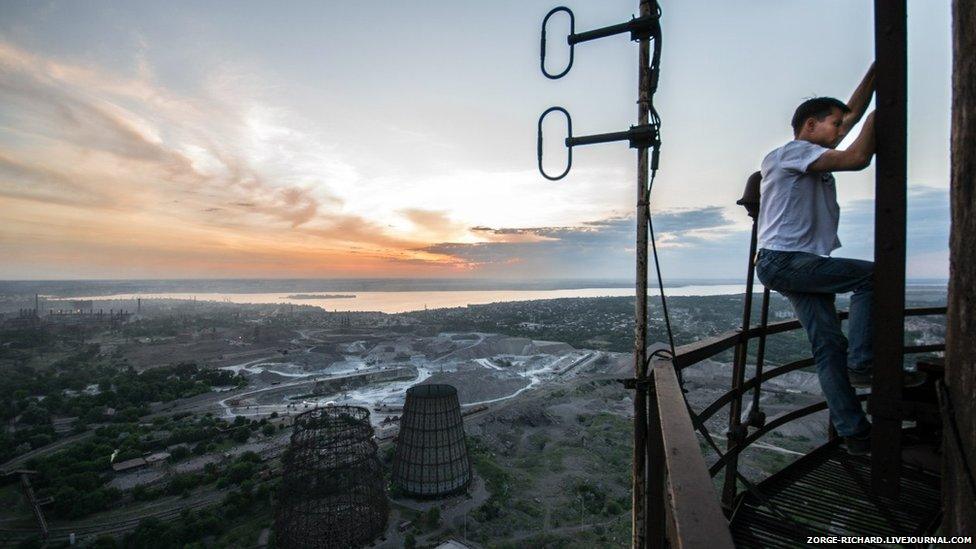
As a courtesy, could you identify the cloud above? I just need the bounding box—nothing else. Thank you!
[0,40,335,230]
[0,38,640,278]
[0,152,118,208]
[0,36,948,281]
[417,206,748,278]
[0,39,462,277]
[398,208,470,242]
[653,206,732,233]
[835,185,950,277]
[413,190,950,281]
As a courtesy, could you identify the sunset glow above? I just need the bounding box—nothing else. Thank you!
[0,1,952,279]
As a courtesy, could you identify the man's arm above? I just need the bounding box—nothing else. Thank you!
[811,111,875,172]
[836,62,876,144]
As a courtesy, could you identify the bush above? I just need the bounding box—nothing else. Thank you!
[166,473,201,496]
[29,433,52,449]
[231,428,250,443]
[224,461,256,485]
[20,404,51,425]
[237,451,261,463]
[124,517,178,548]
[168,446,191,462]
[426,506,441,528]
[132,485,163,502]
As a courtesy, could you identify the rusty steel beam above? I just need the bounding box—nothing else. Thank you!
[709,395,869,477]
[720,215,761,507]
[646,375,666,549]
[633,1,653,547]
[674,306,944,371]
[652,360,735,548]
[869,0,908,498]
[693,358,816,428]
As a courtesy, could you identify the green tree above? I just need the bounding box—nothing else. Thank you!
[232,427,250,443]
[426,507,441,528]
[20,404,50,425]
[168,446,191,462]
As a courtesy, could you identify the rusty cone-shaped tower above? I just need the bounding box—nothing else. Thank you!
[275,406,387,548]
[392,384,471,498]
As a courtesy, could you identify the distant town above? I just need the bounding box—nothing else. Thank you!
[0,285,947,547]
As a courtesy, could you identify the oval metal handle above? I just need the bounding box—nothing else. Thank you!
[541,6,574,79]
[537,106,573,180]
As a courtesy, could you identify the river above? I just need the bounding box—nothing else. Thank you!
[50,284,747,314]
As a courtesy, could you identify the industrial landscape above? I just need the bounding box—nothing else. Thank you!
[0,286,947,548]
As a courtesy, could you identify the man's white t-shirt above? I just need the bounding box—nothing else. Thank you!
[757,140,841,256]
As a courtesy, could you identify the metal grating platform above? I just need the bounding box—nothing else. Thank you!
[730,441,941,548]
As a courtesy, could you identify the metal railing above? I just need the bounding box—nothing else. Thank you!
[645,360,734,548]
[644,304,946,547]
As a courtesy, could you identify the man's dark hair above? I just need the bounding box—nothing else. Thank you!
[791,97,851,135]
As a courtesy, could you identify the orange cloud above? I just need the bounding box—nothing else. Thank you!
[0,40,472,278]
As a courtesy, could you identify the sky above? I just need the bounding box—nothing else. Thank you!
[0,1,953,280]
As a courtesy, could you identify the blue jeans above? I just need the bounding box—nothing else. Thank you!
[755,249,873,437]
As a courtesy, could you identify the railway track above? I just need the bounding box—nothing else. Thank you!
[0,490,227,545]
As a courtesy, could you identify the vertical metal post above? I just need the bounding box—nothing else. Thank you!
[944,0,976,534]
[870,0,907,498]
[749,287,771,419]
[721,220,758,506]
[633,1,653,547]
[646,375,664,548]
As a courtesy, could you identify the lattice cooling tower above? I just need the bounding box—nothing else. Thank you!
[392,384,472,498]
[274,406,388,548]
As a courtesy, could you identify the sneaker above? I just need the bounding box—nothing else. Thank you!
[847,369,926,389]
[844,427,871,456]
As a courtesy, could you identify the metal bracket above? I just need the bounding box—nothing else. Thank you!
[569,14,661,45]
[541,8,661,80]
[618,377,654,392]
[567,123,659,149]
[726,424,748,443]
[538,108,660,180]
[746,408,766,429]
[623,124,661,149]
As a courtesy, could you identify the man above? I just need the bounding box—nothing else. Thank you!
[754,63,922,456]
